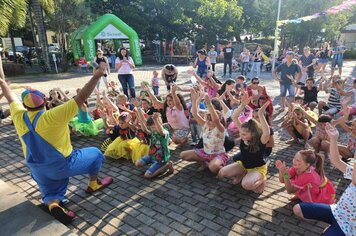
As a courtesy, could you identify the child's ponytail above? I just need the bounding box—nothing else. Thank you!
[299,150,325,180]
[314,153,325,180]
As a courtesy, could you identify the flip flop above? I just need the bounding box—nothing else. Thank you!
[85,176,113,194]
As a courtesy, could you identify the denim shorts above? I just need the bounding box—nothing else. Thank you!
[318,58,328,64]
[331,58,343,68]
[280,84,295,97]
[139,155,166,175]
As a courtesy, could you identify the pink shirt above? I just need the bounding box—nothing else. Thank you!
[289,166,335,204]
[166,107,189,130]
[152,77,159,87]
[207,85,218,97]
[115,57,134,74]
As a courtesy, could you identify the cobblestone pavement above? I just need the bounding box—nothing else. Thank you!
[0,61,355,235]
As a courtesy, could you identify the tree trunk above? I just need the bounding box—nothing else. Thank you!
[28,3,38,48]
[9,29,17,63]
[31,0,51,71]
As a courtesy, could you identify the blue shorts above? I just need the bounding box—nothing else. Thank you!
[280,84,295,97]
[139,155,166,175]
[331,58,343,68]
[299,202,345,236]
[318,58,328,64]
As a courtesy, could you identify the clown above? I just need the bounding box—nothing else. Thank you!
[0,57,113,224]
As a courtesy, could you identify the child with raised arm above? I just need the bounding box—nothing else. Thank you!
[135,110,174,179]
[293,124,355,236]
[275,150,335,204]
[180,89,228,174]
[218,93,271,193]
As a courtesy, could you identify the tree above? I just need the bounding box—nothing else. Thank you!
[47,0,93,54]
[31,0,54,71]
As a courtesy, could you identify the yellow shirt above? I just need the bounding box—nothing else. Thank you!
[10,99,79,158]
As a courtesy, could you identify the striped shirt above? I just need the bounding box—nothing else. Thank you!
[332,46,345,60]
[327,88,341,110]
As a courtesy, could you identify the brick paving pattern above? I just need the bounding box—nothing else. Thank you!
[0,62,355,235]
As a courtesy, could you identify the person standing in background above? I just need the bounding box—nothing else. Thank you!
[208,45,218,72]
[331,40,346,77]
[239,47,250,76]
[223,42,234,78]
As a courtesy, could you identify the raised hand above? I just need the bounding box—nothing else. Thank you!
[118,104,128,111]
[171,84,177,93]
[93,62,106,79]
[152,112,161,120]
[325,123,339,140]
[240,92,250,106]
[275,160,287,173]
[130,98,140,108]
[204,94,211,104]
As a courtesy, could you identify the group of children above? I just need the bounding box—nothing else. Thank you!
[32,62,354,235]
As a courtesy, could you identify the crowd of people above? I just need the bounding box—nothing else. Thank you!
[0,40,354,236]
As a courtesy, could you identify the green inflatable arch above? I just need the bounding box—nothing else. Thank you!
[72,14,142,65]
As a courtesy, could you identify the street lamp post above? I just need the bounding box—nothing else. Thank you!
[272,0,282,72]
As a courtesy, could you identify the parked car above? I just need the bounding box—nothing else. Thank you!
[7,49,24,61]
[48,43,59,52]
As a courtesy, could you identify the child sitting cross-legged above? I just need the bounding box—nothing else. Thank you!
[282,106,313,148]
[275,150,335,204]
[180,89,228,174]
[135,110,174,179]
[217,92,271,193]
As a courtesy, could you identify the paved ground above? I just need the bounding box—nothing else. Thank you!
[0,61,355,235]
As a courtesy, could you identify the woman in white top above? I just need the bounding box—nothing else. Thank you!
[115,48,136,98]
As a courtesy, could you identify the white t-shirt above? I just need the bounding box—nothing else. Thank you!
[208,51,218,64]
[330,165,355,236]
[115,57,134,74]
[240,52,250,62]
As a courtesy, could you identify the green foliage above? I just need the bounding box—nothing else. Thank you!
[0,0,29,36]
[344,49,356,59]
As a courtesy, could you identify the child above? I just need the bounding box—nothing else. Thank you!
[301,109,336,155]
[189,70,221,98]
[151,85,190,144]
[283,107,312,147]
[151,70,159,96]
[187,88,206,146]
[104,112,148,162]
[218,93,270,193]
[69,89,104,136]
[336,107,356,162]
[139,81,150,100]
[318,77,350,116]
[180,90,228,174]
[235,75,247,94]
[108,81,120,97]
[135,111,174,179]
[251,108,274,160]
[275,150,335,204]
[293,124,355,236]
[297,77,323,111]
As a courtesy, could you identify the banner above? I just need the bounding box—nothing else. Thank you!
[273,0,356,55]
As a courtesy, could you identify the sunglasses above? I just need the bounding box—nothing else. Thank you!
[252,82,259,84]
